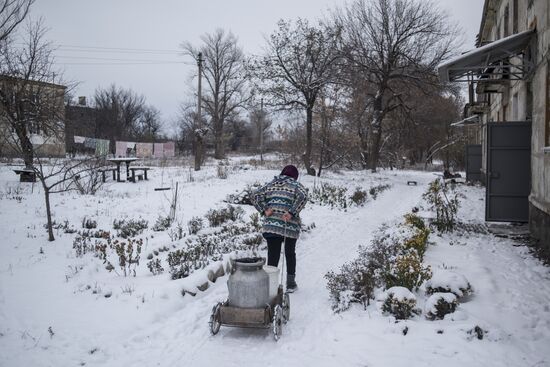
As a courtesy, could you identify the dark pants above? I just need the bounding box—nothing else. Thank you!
[266,235,297,276]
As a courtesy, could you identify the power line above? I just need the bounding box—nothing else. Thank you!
[56,61,186,65]
[56,55,183,63]
[56,44,181,53]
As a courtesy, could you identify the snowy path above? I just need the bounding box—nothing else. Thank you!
[84,173,432,367]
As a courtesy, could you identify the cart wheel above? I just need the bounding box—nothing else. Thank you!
[272,305,283,341]
[282,293,290,323]
[209,303,222,335]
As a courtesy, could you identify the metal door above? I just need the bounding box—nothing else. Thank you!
[486,121,531,222]
[465,144,483,183]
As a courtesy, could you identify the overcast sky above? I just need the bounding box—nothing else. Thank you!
[30,0,484,130]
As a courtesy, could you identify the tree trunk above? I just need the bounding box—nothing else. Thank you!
[194,135,203,171]
[303,106,316,176]
[43,186,55,241]
[213,115,224,159]
[367,94,384,173]
[14,124,34,168]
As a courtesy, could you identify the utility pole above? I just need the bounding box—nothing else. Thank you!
[194,52,203,171]
[260,98,264,164]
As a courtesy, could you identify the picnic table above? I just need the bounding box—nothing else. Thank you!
[13,167,36,182]
[106,157,138,182]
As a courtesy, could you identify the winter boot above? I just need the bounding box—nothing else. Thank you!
[286,274,298,293]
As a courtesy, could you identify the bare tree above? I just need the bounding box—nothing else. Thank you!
[334,0,460,171]
[248,104,272,153]
[182,29,249,159]
[252,19,340,176]
[175,102,207,159]
[135,105,162,142]
[94,84,146,147]
[0,19,65,168]
[34,156,105,241]
[0,0,34,41]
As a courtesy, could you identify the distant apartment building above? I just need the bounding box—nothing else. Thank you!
[438,0,550,257]
[65,96,98,154]
[0,75,66,158]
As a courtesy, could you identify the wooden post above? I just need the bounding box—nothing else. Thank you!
[195,52,203,171]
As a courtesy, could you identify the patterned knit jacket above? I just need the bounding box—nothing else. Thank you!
[251,175,308,239]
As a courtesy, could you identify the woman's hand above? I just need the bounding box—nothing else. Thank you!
[264,208,273,217]
[282,212,292,222]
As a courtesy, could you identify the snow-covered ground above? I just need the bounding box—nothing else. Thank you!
[0,159,549,367]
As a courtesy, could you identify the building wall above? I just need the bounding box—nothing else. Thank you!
[0,77,66,158]
[527,0,550,256]
[478,0,550,255]
[65,105,97,153]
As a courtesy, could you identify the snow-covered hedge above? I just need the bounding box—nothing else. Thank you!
[325,214,432,312]
[309,182,392,210]
[381,287,420,320]
[424,292,458,320]
[422,179,461,233]
[425,270,472,299]
[385,249,432,291]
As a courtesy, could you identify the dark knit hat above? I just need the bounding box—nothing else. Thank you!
[281,165,299,180]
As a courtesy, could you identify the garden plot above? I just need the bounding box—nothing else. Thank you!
[0,163,549,367]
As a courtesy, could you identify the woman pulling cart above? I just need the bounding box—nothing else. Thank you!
[251,165,308,293]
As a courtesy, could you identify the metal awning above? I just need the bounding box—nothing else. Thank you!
[438,29,535,82]
[451,115,480,127]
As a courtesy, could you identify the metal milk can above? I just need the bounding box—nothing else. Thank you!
[228,257,270,308]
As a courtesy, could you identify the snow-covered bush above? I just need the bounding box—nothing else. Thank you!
[385,250,432,291]
[147,258,164,275]
[226,182,261,206]
[82,217,97,229]
[73,229,111,257]
[422,180,460,232]
[73,235,95,257]
[249,213,261,231]
[325,216,434,313]
[187,216,204,235]
[381,287,420,320]
[152,216,173,232]
[425,293,458,320]
[113,218,148,238]
[349,187,368,206]
[369,184,391,199]
[326,258,376,312]
[166,221,261,280]
[402,214,430,260]
[309,182,348,209]
[326,234,400,312]
[425,270,472,299]
[113,238,142,277]
[205,205,244,227]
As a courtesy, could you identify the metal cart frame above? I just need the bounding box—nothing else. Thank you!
[209,285,290,340]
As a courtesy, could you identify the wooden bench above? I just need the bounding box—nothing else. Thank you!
[128,167,151,182]
[98,167,118,182]
[13,168,36,182]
